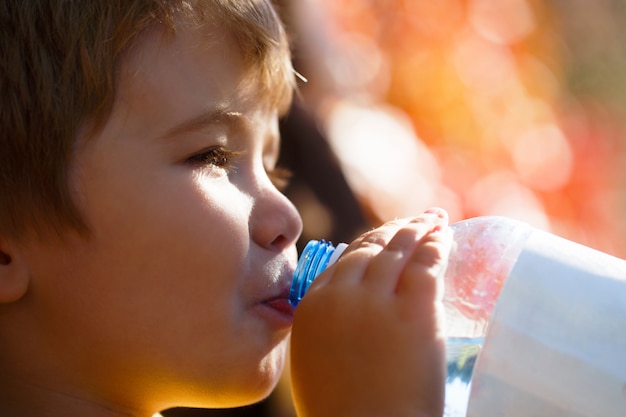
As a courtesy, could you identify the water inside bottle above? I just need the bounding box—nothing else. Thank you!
[444,337,483,417]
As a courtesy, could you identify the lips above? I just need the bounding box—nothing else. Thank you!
[255,284,296,329]
[264,297,295,317]
[254,257,297,327]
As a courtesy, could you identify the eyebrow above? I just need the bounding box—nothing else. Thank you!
[160,107,246,139]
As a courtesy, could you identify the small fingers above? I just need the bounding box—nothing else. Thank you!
[324,217,414,288]
[349,217,414,254]
[392,226,453,339]
[361,209,449,293]
[304,208,451,301]
[395,226,453,302]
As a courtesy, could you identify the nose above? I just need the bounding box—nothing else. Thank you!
[250,180,303,251]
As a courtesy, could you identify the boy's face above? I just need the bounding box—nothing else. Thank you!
[16,23,302,411]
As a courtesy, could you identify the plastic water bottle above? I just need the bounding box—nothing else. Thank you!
[434,217,531,416]
[289,216,626,417]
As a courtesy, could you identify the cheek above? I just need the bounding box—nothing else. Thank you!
[65,149,258,331]
[88,167,252,271]
[97,191,251,307]
[55,176,250,326]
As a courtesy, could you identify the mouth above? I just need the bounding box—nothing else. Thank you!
[256,286,295,329]
[263,295,295,317]
[253,256,297,328]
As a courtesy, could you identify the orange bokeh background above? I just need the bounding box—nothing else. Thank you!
[283,0,626,258]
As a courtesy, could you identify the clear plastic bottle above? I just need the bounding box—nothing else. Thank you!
[289,216,533,416]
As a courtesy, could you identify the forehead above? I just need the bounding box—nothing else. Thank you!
[109,22,262,140]
[123,21,246,93]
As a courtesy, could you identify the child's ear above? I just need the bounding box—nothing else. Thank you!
[0,241,30,303]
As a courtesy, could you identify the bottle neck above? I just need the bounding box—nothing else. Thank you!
[289,240,347,307]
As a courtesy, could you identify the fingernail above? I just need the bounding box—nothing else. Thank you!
[424,207,447,218]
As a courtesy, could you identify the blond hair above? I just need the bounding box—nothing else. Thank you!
[0,0,294,238]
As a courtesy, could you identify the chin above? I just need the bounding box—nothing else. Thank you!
[148,343,289,411]
[213,341,288,408]
[251,343,287,399]
[156,371,283,411]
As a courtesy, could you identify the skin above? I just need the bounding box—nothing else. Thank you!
[0,14,452,417]
[0,22,302,417]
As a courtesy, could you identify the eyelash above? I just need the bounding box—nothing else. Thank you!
[186,146,292,190]
[187,147,243,170]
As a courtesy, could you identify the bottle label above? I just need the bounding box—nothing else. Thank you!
[467,231,626,417]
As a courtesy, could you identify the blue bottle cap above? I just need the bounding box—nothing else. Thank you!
[289,240,337,307]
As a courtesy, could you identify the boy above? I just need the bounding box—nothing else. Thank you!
[0,1,451,416]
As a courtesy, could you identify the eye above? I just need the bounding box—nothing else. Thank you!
[186,147,243,171]
[267,166,292,191]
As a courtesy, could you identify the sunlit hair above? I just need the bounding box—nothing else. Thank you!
[0,0,295,238]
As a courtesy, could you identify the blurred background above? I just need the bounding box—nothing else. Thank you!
[164,0,626,416]
[280,0,626,258]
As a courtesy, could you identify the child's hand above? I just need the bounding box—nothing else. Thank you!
[289,208,453,417]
